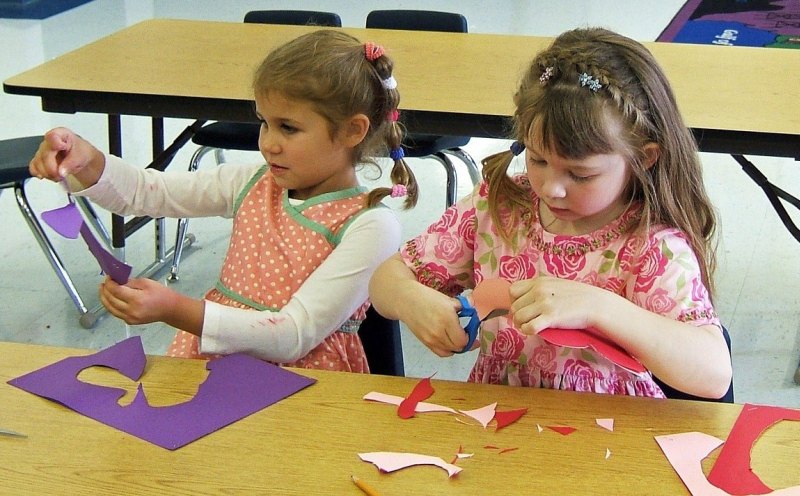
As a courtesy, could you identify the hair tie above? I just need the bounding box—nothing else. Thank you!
[388,109,400,122]
[381,75,397,90]
[579,72,602,92]
[390,184,407,198]
[389,147,405,161]
[510,141,525,156]
[364,42,385,61]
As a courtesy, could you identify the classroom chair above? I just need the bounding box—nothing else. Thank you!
[365,9,481,208]
[0,135,104,328]
[358,305,404,376]
[652,326,734,403]
[168,10,342,282]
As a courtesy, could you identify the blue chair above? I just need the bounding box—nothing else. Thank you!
[653,326,734,403]
[358,306,404,376]
[169,10,342,282]
[365,9,481,208]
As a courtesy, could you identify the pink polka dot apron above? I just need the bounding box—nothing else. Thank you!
[167,166,370,372]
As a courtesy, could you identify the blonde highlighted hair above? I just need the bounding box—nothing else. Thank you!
[483,27,717,295]
[253,29,417,209]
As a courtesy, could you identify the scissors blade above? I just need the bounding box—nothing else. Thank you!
[0,428,27,438]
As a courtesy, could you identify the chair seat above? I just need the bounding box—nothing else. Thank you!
[191,122,261,151]
[0,135,42,184]
[402,134,470,157]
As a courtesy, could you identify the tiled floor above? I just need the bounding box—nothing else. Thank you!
[1,0,798,407]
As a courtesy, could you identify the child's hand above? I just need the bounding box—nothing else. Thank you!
[99,276,178,325]
[509,276,607,334]
[402,287,468,357]
[29,127,104,185]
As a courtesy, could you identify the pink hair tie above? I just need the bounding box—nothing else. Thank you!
[390,184,407,198]
[388,109,400,122]
[365,42,385,61]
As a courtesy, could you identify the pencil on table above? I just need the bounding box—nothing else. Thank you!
[351,475,381,496]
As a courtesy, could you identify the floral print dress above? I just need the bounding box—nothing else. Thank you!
[400,178,720,397]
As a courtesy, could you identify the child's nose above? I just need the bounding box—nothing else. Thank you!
[259,127,280,154]
[541,177,566,199]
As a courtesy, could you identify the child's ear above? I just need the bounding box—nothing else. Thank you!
[643,142,661,169]
[341,114,370,147]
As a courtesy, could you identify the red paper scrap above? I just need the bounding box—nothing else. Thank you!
[547,425,577,436]
[397,377,434,419]
[494,407,528,431]
[498,447,519,454]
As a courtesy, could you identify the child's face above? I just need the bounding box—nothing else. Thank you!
[524,141,632,235]
[254,91,358,200]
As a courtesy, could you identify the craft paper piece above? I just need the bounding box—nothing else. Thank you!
[596,418,614,432]
[536,423,544,433]
[80,223,132,284]
[363,392,455,414]
[359,452,462,478]
[40,202,84,239]
[41,202,132,284]
[707,403,800,495]
[459,402,497,429]
[398,377,435,419]
[547,425,577,436]
[472,278,512,320]
[8,336,316,450]
[605,448,611,460]
[498,447,518,454]
[494,408,528,431]
[657,431,800,496]
[538,328,646,373]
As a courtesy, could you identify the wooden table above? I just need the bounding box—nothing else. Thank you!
[1,341,797,495]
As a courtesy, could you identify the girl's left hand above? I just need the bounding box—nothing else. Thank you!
[99,276,176,325]
[509,276,608,334]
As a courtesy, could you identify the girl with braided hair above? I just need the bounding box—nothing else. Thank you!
[30,30,417,372]
[370,27,731,398]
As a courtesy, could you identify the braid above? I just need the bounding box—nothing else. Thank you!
[363,46,418,209]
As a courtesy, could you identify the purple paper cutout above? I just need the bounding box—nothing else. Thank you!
[40,202,132,284]
[40,202,84,239]
[8,336,317,450]
[79,223,132,284]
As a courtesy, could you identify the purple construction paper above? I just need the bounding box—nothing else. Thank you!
[79,223,132,284]
[8,336,317,450]
[41,202,84,239]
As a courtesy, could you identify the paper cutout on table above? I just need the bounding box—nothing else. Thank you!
[494,407,528,431]
[605,448,611,460]
[547,425,577,436]
[596,418,614,432]
[363,392,455,414]
[398,377,434,419]
[359,452,462,478]
[7,336,316,450]
[538,328,646,373]
[472,278,512,320]
[459,402,497,429]
[41,202,132,284]
[536,423,544,433]
[40,202,84,238]
[499,447,519,454]
[707,403,800,495]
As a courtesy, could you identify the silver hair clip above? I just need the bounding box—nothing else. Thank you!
[539,66,554,84]
[381,75,397,90]
[579,72,602,92]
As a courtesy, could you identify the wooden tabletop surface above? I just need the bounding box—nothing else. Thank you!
[4,19,799,139]
[1,340,798,495]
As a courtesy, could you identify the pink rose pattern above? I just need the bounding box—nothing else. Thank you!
[402,179,719,397]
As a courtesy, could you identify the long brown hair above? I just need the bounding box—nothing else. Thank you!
[252,29,417,209]
[482,27,717,295]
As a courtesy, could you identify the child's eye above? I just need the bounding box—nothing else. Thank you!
[569,172,593,183]
[280,123,298,134]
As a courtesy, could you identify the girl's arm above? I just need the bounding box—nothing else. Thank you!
[369,254,467,357]
[199,207,403,363]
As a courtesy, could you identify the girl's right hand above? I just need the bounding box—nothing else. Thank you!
[29,127,104,185]
[402,287,468,357]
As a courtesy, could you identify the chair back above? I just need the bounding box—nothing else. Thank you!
[653,326,735,403]
[244,10,341,27]
[366,9,466,33]
[358,306,404,376]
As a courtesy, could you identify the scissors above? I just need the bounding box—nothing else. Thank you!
[455,295,509,354]
[0,427,26,438]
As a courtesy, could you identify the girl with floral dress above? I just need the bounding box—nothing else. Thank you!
[370,27,732,398]
[30,30,417,372]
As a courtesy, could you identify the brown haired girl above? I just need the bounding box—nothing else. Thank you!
[30,30,417,372]
[370,27,731,398]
